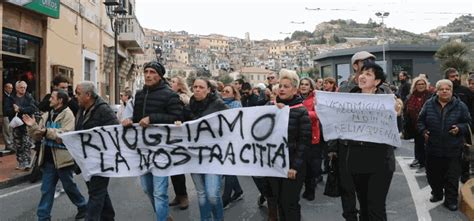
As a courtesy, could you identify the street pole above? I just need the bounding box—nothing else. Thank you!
[375,12,390,66]
[114,20,120,105]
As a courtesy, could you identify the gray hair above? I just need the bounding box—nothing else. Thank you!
[435,79,453,91]
[15,81,27,88]
[78,81,96,96]
[278,69,299,88]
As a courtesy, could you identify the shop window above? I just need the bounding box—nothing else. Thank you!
[52,65,74,85]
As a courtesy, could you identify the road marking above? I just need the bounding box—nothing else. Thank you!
[396,156,438,221]
[0,183,41,199]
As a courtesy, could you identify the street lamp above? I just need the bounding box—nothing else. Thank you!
[104,0,127,104]
[375,11,390,63]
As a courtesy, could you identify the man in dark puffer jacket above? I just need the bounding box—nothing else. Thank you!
[74,81,119,221]
[122,61,183,221]
[418,79,471,211]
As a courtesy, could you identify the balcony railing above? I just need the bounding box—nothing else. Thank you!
[118,15,145,54]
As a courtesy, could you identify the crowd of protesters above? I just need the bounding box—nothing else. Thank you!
[1,49,473,221]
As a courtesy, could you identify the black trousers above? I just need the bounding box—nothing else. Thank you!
[414,134,425,166]
[338,144,394,221]
[268,164,306,221]
[304,143,322,188]
[85,176,115,221]
[171,174,187,196]
[426,154,461,204]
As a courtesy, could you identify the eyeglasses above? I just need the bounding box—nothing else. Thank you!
[222,90,232,93]
[416,83,426,86]
[267,76,275,80]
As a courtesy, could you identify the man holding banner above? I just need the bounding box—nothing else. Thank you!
[122,61,183,221]
[319,63,397,221]
[74,81,119,221]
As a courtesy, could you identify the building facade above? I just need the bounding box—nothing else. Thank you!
[1,0,144,111]
[313,44,442,86]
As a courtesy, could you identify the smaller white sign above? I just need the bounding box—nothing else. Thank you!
[316,91,401,147]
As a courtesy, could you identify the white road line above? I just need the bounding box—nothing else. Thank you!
[396,156,437,221]
[0,183,41,199]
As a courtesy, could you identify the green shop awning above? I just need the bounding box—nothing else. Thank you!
[7,0,60,19]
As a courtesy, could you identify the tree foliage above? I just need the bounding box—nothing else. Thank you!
[435,41,470,75]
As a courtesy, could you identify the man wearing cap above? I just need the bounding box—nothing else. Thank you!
[339,51,376,93]
[122,61,183,221]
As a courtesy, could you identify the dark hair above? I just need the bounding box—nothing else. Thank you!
[193,77,213,90]
[242,82,252,90]
[361,62,386,86]
[399,71,409,78]
[235,79,244,85]
[52,75,70,86]
[444,67,458,79]
[52,89,70,106]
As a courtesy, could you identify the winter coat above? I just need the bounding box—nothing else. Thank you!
[403,90,432,137]
[185,92,228,121]
[417,95,471,157]
[75,96,118,130]
[27,106,76,169]
[301,91,320,144]
[133,80,183,124]
[276,95,311,171]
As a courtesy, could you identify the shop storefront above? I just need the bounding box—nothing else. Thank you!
[2,28,41,98]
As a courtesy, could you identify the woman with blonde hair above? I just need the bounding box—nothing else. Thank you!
[266,69,311,220]
[168,76,192,209]
[404,76,432,169]
[170,76,192,105]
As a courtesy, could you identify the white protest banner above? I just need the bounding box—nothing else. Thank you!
[316,91,401,147]
[59,106,290,181]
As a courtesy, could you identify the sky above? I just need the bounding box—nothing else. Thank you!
[135,0,473,40]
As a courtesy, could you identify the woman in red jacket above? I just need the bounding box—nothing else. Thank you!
[298,77,322,201]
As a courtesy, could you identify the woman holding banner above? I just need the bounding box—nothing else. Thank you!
[169,76,192,210]
[220,84,245,209]
[266,69,311,221]
[330,62,395,221]
[298,77,322,201]
[185,77,228,221]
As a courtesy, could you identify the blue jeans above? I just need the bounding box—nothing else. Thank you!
[140,173,169,221]
[37,162,86,221]
[191,174,223,221]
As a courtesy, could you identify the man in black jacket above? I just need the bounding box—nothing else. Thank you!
[75,81,119,221]
[444,68,474,183]
[397,71,411,102]
[122,61,183,221]
[4,81,38,169]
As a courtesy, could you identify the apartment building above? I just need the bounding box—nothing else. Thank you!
[1,0,144,108]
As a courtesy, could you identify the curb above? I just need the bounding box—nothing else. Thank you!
[0,172,31,190]
[460,178,474,220]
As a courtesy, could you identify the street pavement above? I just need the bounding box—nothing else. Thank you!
[0,140,469,221]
